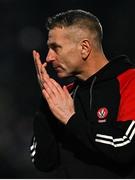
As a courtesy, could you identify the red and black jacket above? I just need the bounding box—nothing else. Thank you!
[30,55,135,178]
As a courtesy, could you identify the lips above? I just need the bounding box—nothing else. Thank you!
[53,64,62,71]
[55,67,63,72]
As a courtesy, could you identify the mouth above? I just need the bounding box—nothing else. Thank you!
[53,64,63,71]
[55,67,63,73]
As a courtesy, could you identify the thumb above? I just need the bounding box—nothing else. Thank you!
[63,85,71,97]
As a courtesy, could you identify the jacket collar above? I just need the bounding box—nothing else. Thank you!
[75,55,135,86]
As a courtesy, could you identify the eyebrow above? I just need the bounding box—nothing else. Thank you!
[47,42,62,49]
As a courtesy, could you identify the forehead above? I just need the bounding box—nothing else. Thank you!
[47,26,90,46]
[47,27,69,43]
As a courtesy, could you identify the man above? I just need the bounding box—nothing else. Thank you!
[30,9,135,178]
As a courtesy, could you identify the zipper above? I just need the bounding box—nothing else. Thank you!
[71,76,97,111]
[89,76,97,111]
[72,85,79,100]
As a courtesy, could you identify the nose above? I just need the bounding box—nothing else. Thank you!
[46,49,56,63]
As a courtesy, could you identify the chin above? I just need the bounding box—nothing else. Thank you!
[57,72,70,78]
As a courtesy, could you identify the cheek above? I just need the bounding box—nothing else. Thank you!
[60,49,81,68]
[66,58,81,71]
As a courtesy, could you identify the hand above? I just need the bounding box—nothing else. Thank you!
[42,78,75,124]
[32,50,75,124]
[32,50,49,90]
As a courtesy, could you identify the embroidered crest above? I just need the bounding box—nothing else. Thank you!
[97,107,108,123]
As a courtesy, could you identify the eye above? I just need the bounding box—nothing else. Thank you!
[52,45,58,51]
[51,44,61,53]
[48,43,62,53]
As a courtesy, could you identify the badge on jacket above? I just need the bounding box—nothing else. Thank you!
[97,107,108,123]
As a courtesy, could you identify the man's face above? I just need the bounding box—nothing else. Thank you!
[46,27,83,78]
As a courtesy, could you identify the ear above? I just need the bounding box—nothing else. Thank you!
[80,39,91,60]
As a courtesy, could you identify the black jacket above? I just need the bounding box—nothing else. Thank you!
[30,55,135,178]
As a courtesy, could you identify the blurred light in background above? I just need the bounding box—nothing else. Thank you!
[18,26,43,51]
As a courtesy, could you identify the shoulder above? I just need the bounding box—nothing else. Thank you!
[117,68,135,79]
[117,69,135,121]
[117,69,135,93]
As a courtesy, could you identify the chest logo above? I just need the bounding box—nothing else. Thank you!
[97,107,108,123]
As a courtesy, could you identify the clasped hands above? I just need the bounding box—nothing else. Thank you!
[32,50,75,125]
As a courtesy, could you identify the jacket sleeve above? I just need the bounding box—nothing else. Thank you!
[30,97,62,172]
[66,77,135,165]
[66,114,135,164]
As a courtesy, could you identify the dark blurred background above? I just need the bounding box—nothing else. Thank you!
[1,0,135,178]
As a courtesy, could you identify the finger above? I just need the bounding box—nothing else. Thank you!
[42,81,56,104]
[33,50,45,89]
[33,50,42,75]
[49,78,64,95]
[48,78,67,100]
[42,89,55,106]
[50,79,68,101]
[38,78,44,90]
[43,78,57,96]
[63,85,73,99]
[33,50,41,62]
[42,77,65,104]
[41,63,50,79]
